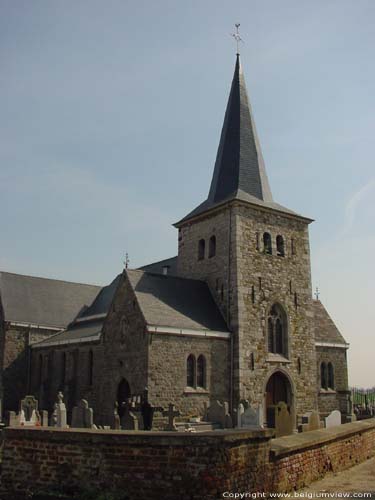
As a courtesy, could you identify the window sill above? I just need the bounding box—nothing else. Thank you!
[319,389,336,395]
[184,387,209,395]
[266,353,290,364]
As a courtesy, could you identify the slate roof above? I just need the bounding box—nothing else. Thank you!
[32,321,103,348]
[313,300,348,345]
[76,274,121,319]
[139,257,178,276]
[0,271,101,329]
[175,55,312,226]
[33,275,121,347]
[126,269,229,332]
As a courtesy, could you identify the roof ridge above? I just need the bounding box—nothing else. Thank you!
[0,270,102,288]
[126,268,208,286]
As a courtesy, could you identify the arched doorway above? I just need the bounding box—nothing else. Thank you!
[265,371,293,429]
[117,378,131,418]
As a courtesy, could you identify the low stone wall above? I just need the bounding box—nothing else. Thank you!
[1,419,375,499]
[270,419,375,492]
[0,427,273,500]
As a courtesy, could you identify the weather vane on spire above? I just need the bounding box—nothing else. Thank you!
[231,23,243,55]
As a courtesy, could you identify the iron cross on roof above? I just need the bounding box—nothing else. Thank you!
[231,23,243,55]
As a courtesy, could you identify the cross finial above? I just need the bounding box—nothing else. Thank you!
[124,252,130,269]
[314,287,320,300]
[231,23,243,55]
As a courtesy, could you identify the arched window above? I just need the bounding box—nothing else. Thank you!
[321,362,327,389]
[276,235,285,257]
[197,355,206,388]
[198,239,205,260]
[328,362,334,389]
[88,350,94,386]
[208,235,216,258]
[263,232,272,255]
[267,303,288,356]
[186,354,196,387]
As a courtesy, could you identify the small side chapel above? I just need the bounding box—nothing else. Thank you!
[22,53,350,431]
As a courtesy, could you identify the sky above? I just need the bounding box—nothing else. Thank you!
[1,0,374,387]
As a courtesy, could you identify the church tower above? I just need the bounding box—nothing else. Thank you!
[175,55,317,422]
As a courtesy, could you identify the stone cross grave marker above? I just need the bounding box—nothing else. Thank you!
[275,402,293,437]
[162,404,181,431]
[325,410,341,428]
[71,399,94,429]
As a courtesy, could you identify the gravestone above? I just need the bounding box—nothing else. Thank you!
[241,405,264,428]
[206,400,233,429]
[113,402,121,430]
[41,410,49,427]
[121,400,139,430]
[237,403,245,427]
[52,392,67,428]
[20,395,38,421]
[275,402,294,437]
[71,399,94,429]
[325,410,341,428]
[162,404,181,431]
[300,410,322,432]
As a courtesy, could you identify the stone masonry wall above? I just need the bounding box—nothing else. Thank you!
[4,325,56,412]
[30,341,105,420]
[1,420,375,498]
[234,203,317,416]
[148,333,230,419]
[316,346,349,417]
[96,272,149,425]
[177,206,237,324]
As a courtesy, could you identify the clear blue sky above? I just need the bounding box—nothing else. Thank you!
[1,0,374,387]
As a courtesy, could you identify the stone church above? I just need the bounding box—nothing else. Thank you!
[0,55,350,430]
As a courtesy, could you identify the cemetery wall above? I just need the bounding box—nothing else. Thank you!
[1,419,375,499]
[269,418,375,492]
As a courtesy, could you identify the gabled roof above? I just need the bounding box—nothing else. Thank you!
[126,269,229,332]
[175,55,311,226]
[33,274,121,347]
[0,271,101,329]
[313,300,348,346]
[138,256,178,276]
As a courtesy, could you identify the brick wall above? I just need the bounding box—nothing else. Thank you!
[269,419,375,491]
[0,427,273,499]
[1,419,375,499]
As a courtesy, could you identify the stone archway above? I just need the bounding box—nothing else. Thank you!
[117,378,131,418]
[265,370,294,431]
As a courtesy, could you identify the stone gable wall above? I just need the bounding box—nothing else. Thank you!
[148,333,230,419]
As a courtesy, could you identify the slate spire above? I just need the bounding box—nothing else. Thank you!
[208,54,273,204]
